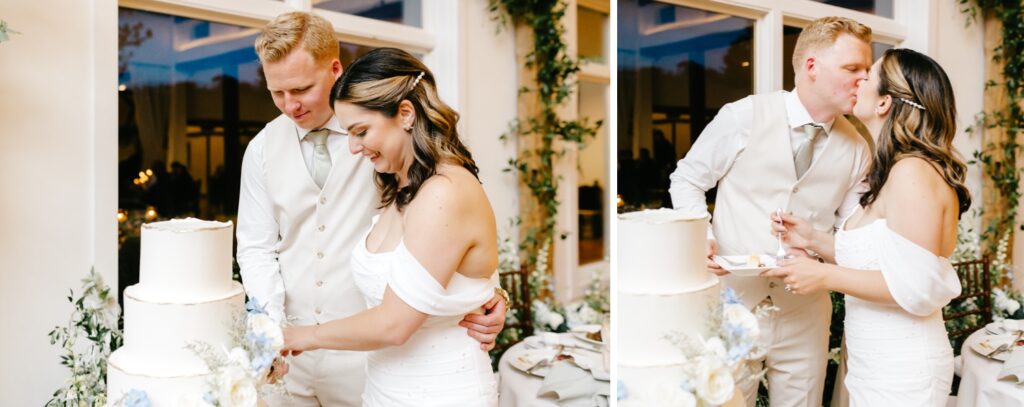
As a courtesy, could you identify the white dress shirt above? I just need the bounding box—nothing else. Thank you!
[237,115,351,323]
[669,90,870,240]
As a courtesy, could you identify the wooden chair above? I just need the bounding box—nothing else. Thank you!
[493,265,533,356]
[943,258,993,355]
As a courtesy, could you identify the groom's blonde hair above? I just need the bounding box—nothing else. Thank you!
[255,12,338,64]
[792,17,872,71]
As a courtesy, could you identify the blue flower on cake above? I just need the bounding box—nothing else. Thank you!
[187,297,286,406]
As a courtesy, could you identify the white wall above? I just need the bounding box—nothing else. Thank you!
[928,1,1021,287]
[459,0,519,242]
[0,0,117,404]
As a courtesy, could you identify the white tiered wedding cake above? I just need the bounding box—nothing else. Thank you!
[107,218,244,405]
[617,209,720,401]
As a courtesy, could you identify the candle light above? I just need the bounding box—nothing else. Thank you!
[144,206,158,222]
[117,209,127,223]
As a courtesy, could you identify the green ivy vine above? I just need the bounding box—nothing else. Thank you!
[488,0,602,298]
[959,1,1024,261]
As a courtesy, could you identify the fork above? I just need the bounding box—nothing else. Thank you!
[987,343,1011,357]
[775,208,787,260]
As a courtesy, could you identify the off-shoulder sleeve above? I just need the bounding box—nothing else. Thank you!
[872,223,961,317]
[387,246,496,316]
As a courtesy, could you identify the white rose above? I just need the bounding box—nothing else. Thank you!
[703,337,728,360]
[723,303,759,340]
[695,357,735,405]
[1007,299,1021,315]
[218,366,258,407]
[227,347,251,372]
[248,314,284,350]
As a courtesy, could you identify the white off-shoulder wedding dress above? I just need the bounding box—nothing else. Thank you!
[350,216,499,406]
[834,216,961,407]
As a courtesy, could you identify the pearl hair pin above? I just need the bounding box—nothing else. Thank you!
[899,98,926,111]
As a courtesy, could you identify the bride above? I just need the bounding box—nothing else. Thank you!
[279,47,500,406]
[764,48,969,406]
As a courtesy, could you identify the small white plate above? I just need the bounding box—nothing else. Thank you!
[714,255,777,276]
[510,349,556,377]
[971,333,1023,362]
[572,331,604,346]
[985,319,1022,335]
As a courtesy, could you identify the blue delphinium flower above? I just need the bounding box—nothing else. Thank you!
[246,297,268,315]
[617,380,628,400]
[721,287,742,305]
[203,391,218,405]
[251,351,275,373]
[124,389,151,407]
[728,342,754,363]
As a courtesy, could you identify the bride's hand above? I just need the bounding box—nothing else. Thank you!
[266,357,290,384]
[770,212,815,250]
[760,257,830,295]
[281,325,317,357]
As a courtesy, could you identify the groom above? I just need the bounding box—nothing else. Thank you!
[669,17,873,406]
[236,12,507,406]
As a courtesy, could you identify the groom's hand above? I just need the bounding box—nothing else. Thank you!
[707,239,729,276]
[460,294,507,351]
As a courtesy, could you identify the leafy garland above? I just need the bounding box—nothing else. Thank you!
[958,0,1024,266]
[0,19,19,44]
[487,0,602,301]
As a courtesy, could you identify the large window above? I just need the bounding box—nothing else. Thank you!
[618,1,754,210]
[116,2,424,296]
[314,0,422,27]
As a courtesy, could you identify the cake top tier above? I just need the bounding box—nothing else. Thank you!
[618,208,708,224]
[618,209,713,294]
[142,218,233,233]
[137,218,236,303]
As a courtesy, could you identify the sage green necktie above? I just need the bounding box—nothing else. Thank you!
[308,129,331,188]
[794,124,823,178]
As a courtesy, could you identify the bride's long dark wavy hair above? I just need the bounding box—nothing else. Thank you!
[330,48,480,211]
[860,48,971,217]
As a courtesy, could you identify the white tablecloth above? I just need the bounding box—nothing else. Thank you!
[498,333,607,407]
[956,327,1024,407]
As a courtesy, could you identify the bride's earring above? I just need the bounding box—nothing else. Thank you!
[403,124,412,132]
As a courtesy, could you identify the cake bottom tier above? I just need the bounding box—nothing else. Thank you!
[107,353,212,407]
[619,364,745,406]
[617,280,720,365]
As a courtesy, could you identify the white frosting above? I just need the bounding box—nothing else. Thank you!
[618,209,712,293]
[617,209,722,398]
[116,283,244,375]
[109,218,242,404]
[617,281,718,366]
[106,359,211,407]
[138,218,235,303]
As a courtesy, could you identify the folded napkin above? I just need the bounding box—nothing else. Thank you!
[537,360,610,406]
[998,347,1024,383]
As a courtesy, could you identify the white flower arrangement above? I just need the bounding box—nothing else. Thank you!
[185,297,286,407]
[618,288,772,407]
[47,269,123,407]
[994,287,1022,317]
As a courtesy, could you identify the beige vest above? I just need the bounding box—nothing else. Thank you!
[713,91,867,311]
[263,115,379,325]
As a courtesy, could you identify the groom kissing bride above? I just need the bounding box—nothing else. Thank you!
[236,12,508,406]
[671,16,968,407]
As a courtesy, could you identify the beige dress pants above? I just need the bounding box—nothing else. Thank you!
[739,294,832,407]
[262,349,367,407]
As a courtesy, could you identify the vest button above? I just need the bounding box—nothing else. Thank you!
[316,280,324,287]
[319,196,327,205]
[769,281,778,289]
[792,187,800,193]
[318,225,325,232]
[315,308,322,314]
[317,252,324,259]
